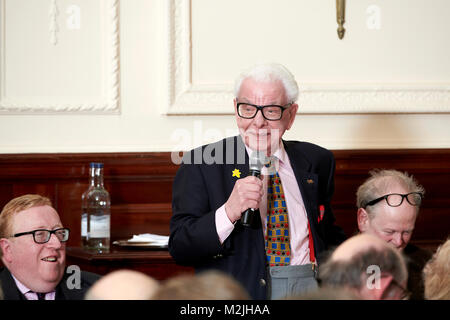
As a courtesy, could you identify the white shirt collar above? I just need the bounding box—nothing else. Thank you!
[244,140,288,175]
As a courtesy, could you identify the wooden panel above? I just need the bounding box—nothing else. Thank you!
[0,153,177,247]
[65,247,193,280]
[111,203,172,240]
[0,150,448,251]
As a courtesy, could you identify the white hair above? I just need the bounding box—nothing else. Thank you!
[234,63,299,103]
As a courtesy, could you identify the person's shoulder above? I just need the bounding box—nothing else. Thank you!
[61,267,101,287]
[0,267,24,300]
[0,267,12,282]
[80,270,102,286]
[0,267,8,286]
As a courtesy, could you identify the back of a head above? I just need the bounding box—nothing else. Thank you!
[319,234,408,298]
[234,63,299,103]
[0,194,52,258]
[356,169,425,215]
[423,238,450,300]
[85,270,160,300]
[153,270,250,300]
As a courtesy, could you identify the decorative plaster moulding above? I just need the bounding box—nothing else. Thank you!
[165,0,450,115]
[0,0,120,114]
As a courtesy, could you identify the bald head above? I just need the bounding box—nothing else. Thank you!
[319,234,409,299]
[85,270,160,300]
[331,234,391,262]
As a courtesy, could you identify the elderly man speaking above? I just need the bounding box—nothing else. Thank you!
[170,63,346,300]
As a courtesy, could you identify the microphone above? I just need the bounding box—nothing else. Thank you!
[240,151,268,227]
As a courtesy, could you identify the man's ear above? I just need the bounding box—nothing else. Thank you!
[0,238,13,264]
[357,208,369,233]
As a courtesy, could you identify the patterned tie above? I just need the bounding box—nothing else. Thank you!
[265,171,291,266]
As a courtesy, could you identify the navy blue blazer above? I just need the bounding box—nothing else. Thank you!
[0,267,100,300]
[169,136,346,299]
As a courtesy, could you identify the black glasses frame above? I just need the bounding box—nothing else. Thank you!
[363,192,423,209]
[236,101,291,121]
[13,227,70,244]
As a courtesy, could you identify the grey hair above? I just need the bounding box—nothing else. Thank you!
[356,169,425,216]
[318,247,408,291]
[234,63,299,103]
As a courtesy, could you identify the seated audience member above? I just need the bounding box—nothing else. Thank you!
[0,194,100,300]
[356,169,432,299]
[423,238,450,300]
[318,234,409,300]
[152,270,250,300]
[85,269,160,300]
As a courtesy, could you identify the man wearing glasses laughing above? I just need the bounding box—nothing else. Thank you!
[356,169,433,299]
[0,194,99,300]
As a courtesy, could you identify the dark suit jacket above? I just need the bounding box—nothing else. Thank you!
[404,243,432,300]
[0,267,100,300]
[169,136,346,299]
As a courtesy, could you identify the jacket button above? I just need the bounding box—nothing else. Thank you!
[260,279,266,287]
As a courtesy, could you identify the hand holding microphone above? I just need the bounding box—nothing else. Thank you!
[240,151,268,227]
[224,151,268,227]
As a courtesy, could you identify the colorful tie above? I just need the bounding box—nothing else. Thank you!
[265,172,291,266]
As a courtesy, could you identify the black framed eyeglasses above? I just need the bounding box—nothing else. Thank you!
[236,101,292,121]
[363,192,423,209]
[13,228,70,244]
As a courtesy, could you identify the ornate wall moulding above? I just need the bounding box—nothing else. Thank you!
[165,0,450,115]
[0,0,120,114]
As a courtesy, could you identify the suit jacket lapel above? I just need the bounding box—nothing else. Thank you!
[56,269,87,300]
[283,141,319,226]
[0,268,28,300]
[225,135,249,193]
[225,136,265,260]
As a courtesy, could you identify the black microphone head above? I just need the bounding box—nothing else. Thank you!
[249,150,268,172]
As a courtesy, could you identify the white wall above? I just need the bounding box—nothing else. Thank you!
[1,0,449,153]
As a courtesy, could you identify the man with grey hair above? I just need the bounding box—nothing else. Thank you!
[356,169,432,299]
[318,234,409,300]
[170,63,346,300]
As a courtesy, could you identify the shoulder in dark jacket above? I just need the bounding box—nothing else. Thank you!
[0,266,101,300]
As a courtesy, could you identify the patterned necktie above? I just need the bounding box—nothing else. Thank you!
[265,171,291,266]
